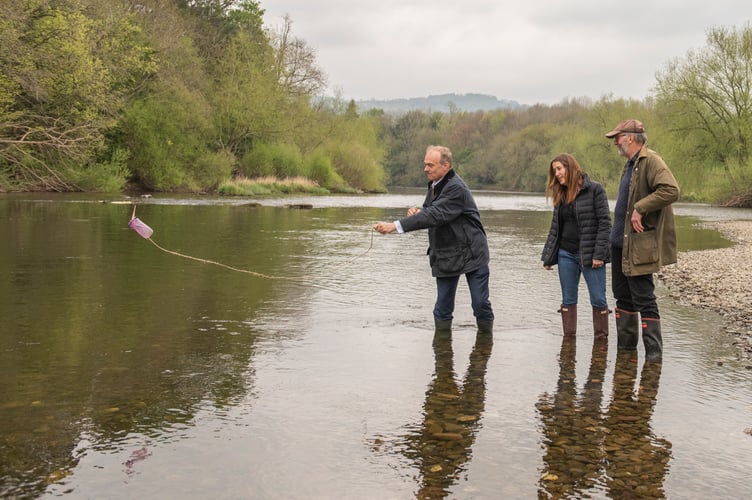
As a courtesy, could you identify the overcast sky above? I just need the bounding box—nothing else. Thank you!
[261,1,752,105]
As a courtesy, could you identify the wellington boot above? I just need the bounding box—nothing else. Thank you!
[592,307,610,339]
[642,318,663,362]
[614,308,639,350]
[476,320,493,337]
[559,305,577,337]
[434,319,452,338]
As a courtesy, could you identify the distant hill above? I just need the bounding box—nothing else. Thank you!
[356,93,526,113]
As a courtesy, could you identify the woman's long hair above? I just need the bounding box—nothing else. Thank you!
[546,153,584,206]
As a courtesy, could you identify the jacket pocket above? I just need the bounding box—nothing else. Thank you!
[430,245,468,274]
[629,230,658,265]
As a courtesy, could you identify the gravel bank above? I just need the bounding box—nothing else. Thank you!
[657,220,752,356]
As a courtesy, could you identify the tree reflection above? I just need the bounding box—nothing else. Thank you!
[537,337,608,498]
[398,332,493,499]
[537,341,672,499]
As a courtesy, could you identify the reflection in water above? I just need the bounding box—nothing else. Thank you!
[603,354,671,498]
[3,196,749,497]
[0,200,298,496]
[537,337,608,498]
[538,341,671,499]
[376,333,492,499]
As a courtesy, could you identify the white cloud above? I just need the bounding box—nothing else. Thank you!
[262,0,752,104]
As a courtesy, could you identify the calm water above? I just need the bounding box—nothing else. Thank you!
[1,191,751,499]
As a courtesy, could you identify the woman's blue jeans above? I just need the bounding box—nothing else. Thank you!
[557,248,607,308]
[434,265,494,322]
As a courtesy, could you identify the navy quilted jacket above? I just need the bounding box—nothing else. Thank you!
[541,174,612,267]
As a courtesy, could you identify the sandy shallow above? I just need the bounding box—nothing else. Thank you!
[658,220,752,356]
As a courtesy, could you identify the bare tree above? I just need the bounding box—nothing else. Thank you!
[268,15,326,98]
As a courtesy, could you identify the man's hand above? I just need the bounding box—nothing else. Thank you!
[407,207,421,216]
[373,222,396,234]
[631,209,644,233]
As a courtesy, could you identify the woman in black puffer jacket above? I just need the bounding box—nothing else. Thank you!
[541,153,612,339]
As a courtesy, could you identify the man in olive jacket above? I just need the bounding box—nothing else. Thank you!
[606,119,680,361]
[373,145,494,338]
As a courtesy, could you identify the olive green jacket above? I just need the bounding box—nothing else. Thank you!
[619,145,680,276]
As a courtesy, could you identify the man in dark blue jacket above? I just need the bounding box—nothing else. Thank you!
[373,145,494,337]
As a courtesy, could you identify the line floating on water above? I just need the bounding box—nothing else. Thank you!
[126,205,376,294]
[127,205,303,282]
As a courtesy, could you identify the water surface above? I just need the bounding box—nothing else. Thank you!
[1,192,751,499]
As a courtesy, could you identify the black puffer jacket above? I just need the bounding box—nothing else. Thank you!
[399,169,489,278]
[541,174,611,267]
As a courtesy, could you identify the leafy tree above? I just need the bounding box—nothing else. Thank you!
[385,111,443,186]
[121,84,215,190]
[487,123,552,192]
[654,24,752,205]
[209,30,284,157]
[0,0,156,190]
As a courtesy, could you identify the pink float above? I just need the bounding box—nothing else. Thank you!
[128,217,154,239]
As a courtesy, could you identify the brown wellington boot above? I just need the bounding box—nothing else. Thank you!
[592,307,610,340]
[559,305,577,337]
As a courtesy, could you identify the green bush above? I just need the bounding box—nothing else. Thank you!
[305,151,345,189]
[238,142,304,179]
[189,150,235,190]
[239,146,274,178]
[65,147,130,192]
[325,142,385,192]
[121,86,212,191]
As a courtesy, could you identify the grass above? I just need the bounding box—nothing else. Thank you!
[217,176,331,196]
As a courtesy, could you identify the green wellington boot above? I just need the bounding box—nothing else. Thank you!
[614,308,639,350]
[642,317,663,362]
[434,319,452,337]
[476,320,493,336]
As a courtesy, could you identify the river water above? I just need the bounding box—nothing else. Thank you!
[1,191,751,499]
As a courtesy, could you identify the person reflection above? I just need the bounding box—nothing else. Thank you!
[603,352,671,498]
[537,336,609,498]
[401,331,492,499]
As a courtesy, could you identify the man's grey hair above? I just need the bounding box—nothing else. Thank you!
[629,132,647,145]
[427,145,453,166]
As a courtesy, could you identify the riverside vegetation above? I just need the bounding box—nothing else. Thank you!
[1,1,752,208]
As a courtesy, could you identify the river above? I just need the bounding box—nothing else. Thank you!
[1,191,751,499]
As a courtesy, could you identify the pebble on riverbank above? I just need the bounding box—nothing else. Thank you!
[657,220,752,357]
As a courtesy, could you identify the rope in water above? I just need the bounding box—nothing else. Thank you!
[345,228,374,264]
[129,204,376,290]
[146,238,299,281]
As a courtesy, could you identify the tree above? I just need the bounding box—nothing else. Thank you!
[268,15,326,98]
[0,0,156,191]
[654,24,752,205]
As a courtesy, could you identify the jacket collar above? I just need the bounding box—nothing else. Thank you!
[428,168,456,191]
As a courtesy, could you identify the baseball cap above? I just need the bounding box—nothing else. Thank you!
[605,119,645,138]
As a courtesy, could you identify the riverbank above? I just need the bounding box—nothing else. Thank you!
[658,220,752,357]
